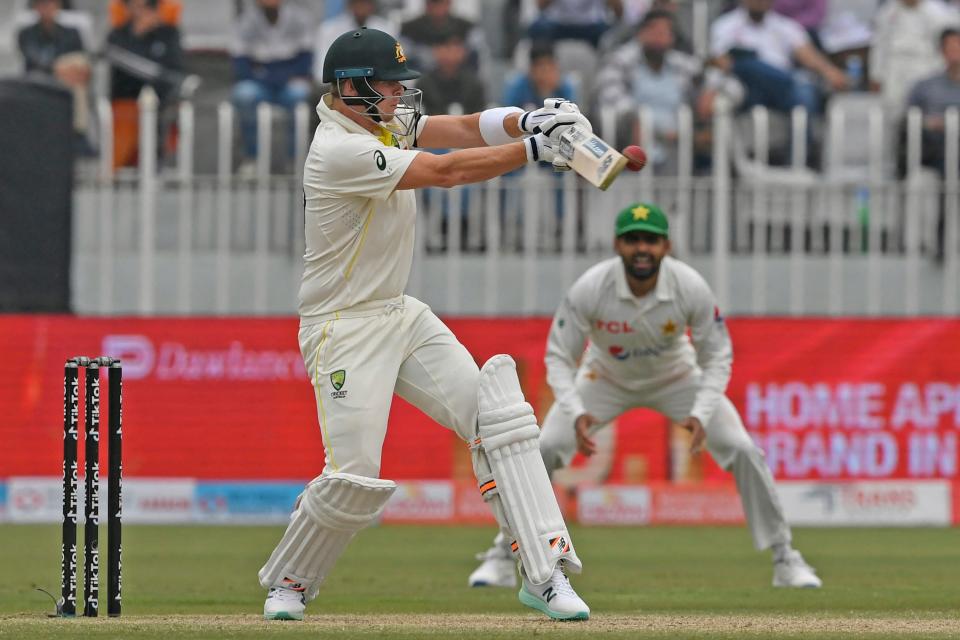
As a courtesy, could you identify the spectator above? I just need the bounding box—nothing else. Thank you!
[18,0,91,142]
[504,41,577,111]
[528,0,622,48]
[109,0,181,27]
[599,0,694,55]
[106,0,184,168]
[817,0,880,81]
[18,0,85,77]
[907,27,960,174]
[710,0,847,115]
[107,0,183,101]
[620,0,652,25]
[906,27,960,259]
[231,0,314,167]
[416,30,486,115]
[400,0,486,71]
[599,10,742,169]
[772,0,827,49]
[315,0,395,83]
[870,0,960,118]
[500,41,577,250]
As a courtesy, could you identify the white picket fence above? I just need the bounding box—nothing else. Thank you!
[72,90,959,316]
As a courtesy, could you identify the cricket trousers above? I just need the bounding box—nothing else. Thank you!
[539,367,792,550]
[298,295,479,477]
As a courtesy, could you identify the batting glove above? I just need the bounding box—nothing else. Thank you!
[535,110,593,145]
[523,132,557,164]
[518,98,581,134]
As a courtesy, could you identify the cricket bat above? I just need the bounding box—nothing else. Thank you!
[554,126,628,191]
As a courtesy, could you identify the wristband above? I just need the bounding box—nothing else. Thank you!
[479,106,523,146]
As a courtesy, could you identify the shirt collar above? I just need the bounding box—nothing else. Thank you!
[736,7,767,27]
[614,256,675,303]
[316,93,395,146]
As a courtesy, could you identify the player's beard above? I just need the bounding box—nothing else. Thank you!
[642,46,667,68]
[622,251,661,281]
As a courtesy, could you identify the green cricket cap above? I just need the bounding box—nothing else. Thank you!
[615,202,669,237]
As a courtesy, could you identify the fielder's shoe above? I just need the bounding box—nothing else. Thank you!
[468,544,517,588]
[263,583,306,620]
[773,549,822,588]
[518,565,589,621]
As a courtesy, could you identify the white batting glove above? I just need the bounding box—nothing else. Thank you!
[544,98,580,113]
[535,110,593,144]
[517,98,581,134]
[523,132,557,164]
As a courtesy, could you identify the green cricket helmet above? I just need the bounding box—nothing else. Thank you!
[323,28,423,135]
[322,27,421,84]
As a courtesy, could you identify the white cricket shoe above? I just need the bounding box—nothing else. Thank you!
[468,545,517,588]
[518,565,590,621]
[263,585,306,620]
[773,549,822,588]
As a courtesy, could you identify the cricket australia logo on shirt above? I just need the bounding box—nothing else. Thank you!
[330,370,347,398]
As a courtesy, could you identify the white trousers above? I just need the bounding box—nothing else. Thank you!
[298,295,478,477]
[540,368,791,550]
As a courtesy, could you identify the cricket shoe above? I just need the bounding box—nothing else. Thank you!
[773,549,822,588]
[263,581,306,620]
[468,544,517,588]
[518,564,589,621]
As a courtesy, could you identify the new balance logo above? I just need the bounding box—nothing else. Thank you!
[542,587,557,603]
[281,578,305,592]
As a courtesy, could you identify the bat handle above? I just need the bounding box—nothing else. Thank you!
[552,157,571,172]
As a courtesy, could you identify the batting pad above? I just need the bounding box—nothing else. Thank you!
[474,355,582,585]
[258,472,396,600]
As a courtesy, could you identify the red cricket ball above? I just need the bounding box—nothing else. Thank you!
[622,145,647,172]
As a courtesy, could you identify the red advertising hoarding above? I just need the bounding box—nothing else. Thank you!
[1,317,958,492]
[727,319,960,481]
[0,316,665,484]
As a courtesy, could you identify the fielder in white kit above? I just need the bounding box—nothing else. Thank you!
[469,202,822,590]
[257,27,594,621]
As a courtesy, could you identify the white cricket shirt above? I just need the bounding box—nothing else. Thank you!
[298,94,421,319]
[710,8,808,72]
[545,256,732,427]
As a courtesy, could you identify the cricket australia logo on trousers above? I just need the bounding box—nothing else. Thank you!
[330,370,347,398]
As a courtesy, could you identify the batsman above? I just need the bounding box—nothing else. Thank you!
[470,202,822,591]
[257,27,592,621]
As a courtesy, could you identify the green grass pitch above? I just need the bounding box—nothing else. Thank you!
[1,524,958,639]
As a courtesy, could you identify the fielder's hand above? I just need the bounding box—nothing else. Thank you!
[679,417,706,454]
[574,413,600,457]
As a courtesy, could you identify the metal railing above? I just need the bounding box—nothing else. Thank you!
[71,91,959,316]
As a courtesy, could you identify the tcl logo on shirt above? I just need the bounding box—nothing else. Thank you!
[595,320,634,334]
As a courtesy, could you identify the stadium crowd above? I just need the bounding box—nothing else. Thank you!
[8,0,960,176]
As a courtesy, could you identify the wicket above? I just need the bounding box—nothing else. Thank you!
[61,356,122,618]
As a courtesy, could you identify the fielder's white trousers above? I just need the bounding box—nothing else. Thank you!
[539,367,791,550]
[298,295,478,477]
